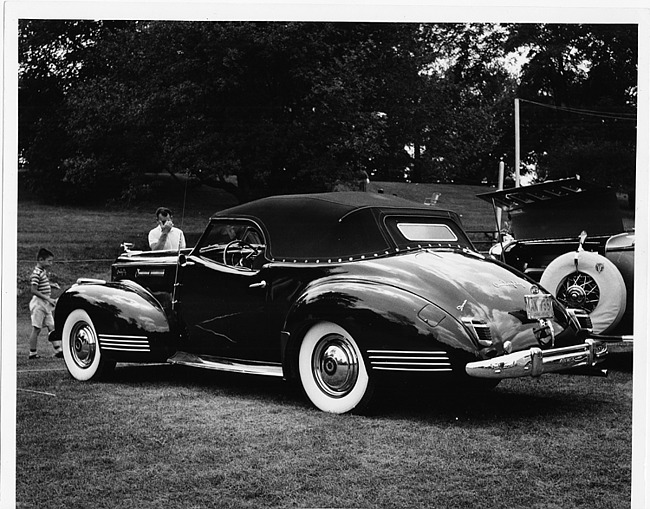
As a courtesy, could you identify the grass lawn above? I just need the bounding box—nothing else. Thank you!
[12,180,633,508]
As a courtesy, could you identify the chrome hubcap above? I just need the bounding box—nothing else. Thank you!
[70,321,97,368]
[557,272,600,312]
[312,334,359,398]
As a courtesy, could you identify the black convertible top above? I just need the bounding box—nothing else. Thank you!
[212,192,463,260]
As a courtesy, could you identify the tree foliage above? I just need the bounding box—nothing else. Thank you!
[503,24,637,188]
[18,21,638,204]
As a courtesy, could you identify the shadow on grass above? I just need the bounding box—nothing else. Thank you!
[105,362,307,408]
[371,381,609,423]
[96,361,629,425]
[604,349,633,372]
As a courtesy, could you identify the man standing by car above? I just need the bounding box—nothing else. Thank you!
[149,207,186,251]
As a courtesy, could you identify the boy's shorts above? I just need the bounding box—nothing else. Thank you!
[29,296,54,330]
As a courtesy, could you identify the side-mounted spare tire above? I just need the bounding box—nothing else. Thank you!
[62,309,116,380]
[540,251,626,334]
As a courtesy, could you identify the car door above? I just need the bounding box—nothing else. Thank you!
[177,220,275,362]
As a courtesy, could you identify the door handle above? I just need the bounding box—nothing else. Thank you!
[249,281,267,289]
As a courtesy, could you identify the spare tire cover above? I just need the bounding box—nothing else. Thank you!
[540,250,626,334]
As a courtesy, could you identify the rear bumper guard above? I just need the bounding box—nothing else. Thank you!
[465,339,607,379]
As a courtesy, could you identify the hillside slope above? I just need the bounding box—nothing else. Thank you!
[368,180,498,232]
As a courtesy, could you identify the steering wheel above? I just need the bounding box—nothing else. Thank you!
[223,239,257,267]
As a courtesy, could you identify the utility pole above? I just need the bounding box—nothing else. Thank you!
[496,160,504,231]
[514,98,521,187]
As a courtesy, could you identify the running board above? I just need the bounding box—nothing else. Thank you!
[168,351,284,378]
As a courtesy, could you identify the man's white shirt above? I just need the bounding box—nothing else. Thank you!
[148,225,187,251]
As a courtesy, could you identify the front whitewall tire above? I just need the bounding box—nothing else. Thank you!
[62,309,114,381]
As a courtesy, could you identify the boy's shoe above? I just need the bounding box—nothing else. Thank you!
[28,352,41,359]
[53,349,64,358]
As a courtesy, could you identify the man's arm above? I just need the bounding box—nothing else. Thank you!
[150,231,169,250]
[150,222,173,250]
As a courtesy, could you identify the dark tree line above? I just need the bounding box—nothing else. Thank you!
[19,21,638,204]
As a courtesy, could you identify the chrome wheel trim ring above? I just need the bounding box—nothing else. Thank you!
[312,334,359,398]
[70,321,97,369]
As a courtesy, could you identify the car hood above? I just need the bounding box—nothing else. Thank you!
[353,249,571,349]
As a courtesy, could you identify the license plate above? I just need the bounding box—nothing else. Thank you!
[525,294,554,320]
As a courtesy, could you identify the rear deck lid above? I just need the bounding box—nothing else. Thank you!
[477,178,624,241]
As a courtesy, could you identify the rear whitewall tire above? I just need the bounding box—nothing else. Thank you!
[62,309,115,381]
[298,321,374,414]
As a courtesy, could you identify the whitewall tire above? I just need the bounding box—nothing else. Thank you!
[62,309,115,381]
[298,321,374,414]
[540,251,627,334]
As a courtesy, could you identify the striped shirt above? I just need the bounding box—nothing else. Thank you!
[31,266,51,297]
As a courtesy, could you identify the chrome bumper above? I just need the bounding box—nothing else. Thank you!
[465,339,608,379]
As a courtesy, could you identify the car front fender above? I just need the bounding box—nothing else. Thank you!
[52,279,176,362]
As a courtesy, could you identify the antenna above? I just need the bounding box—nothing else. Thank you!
[171,174,190,311]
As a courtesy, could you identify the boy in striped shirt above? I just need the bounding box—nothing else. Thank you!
[28,248,63,359]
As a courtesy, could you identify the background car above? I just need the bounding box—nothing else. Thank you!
[478,178,634,339]
[51,192,607,414]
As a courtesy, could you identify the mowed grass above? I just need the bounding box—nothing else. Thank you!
[14,180,633,508]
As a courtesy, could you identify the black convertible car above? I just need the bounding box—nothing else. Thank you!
[52,192,607,414]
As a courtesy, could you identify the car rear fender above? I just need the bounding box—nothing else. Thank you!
[281,279,477,380]
[52,279,175,362]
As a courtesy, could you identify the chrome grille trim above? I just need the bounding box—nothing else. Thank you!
[98,334,151,352]
[367,350,452,372]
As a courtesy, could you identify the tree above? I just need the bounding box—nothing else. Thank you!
[20,21,434,203]
[19,20,104,200]
[399,24,518,184]
[504,24,637,191]
[19,21,637,203]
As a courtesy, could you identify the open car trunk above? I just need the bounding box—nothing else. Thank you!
[477,178,625,242]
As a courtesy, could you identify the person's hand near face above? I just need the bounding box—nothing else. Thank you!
[160,218,173,234]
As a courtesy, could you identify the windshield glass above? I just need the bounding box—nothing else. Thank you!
[195,220,265,265]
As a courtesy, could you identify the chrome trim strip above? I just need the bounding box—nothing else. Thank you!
[135,269,166,277]
[465,339,607,379]
[370,355,449,364]
[367,350,452,372]
[373,367,453,372]
[100,334,148,340]
[367,350,448,355]
[102,347,151,352]
[371,361,450,366]
[98,334,151,352]
[168,351,284,378]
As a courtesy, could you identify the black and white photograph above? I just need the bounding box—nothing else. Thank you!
[2,1,648,508]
